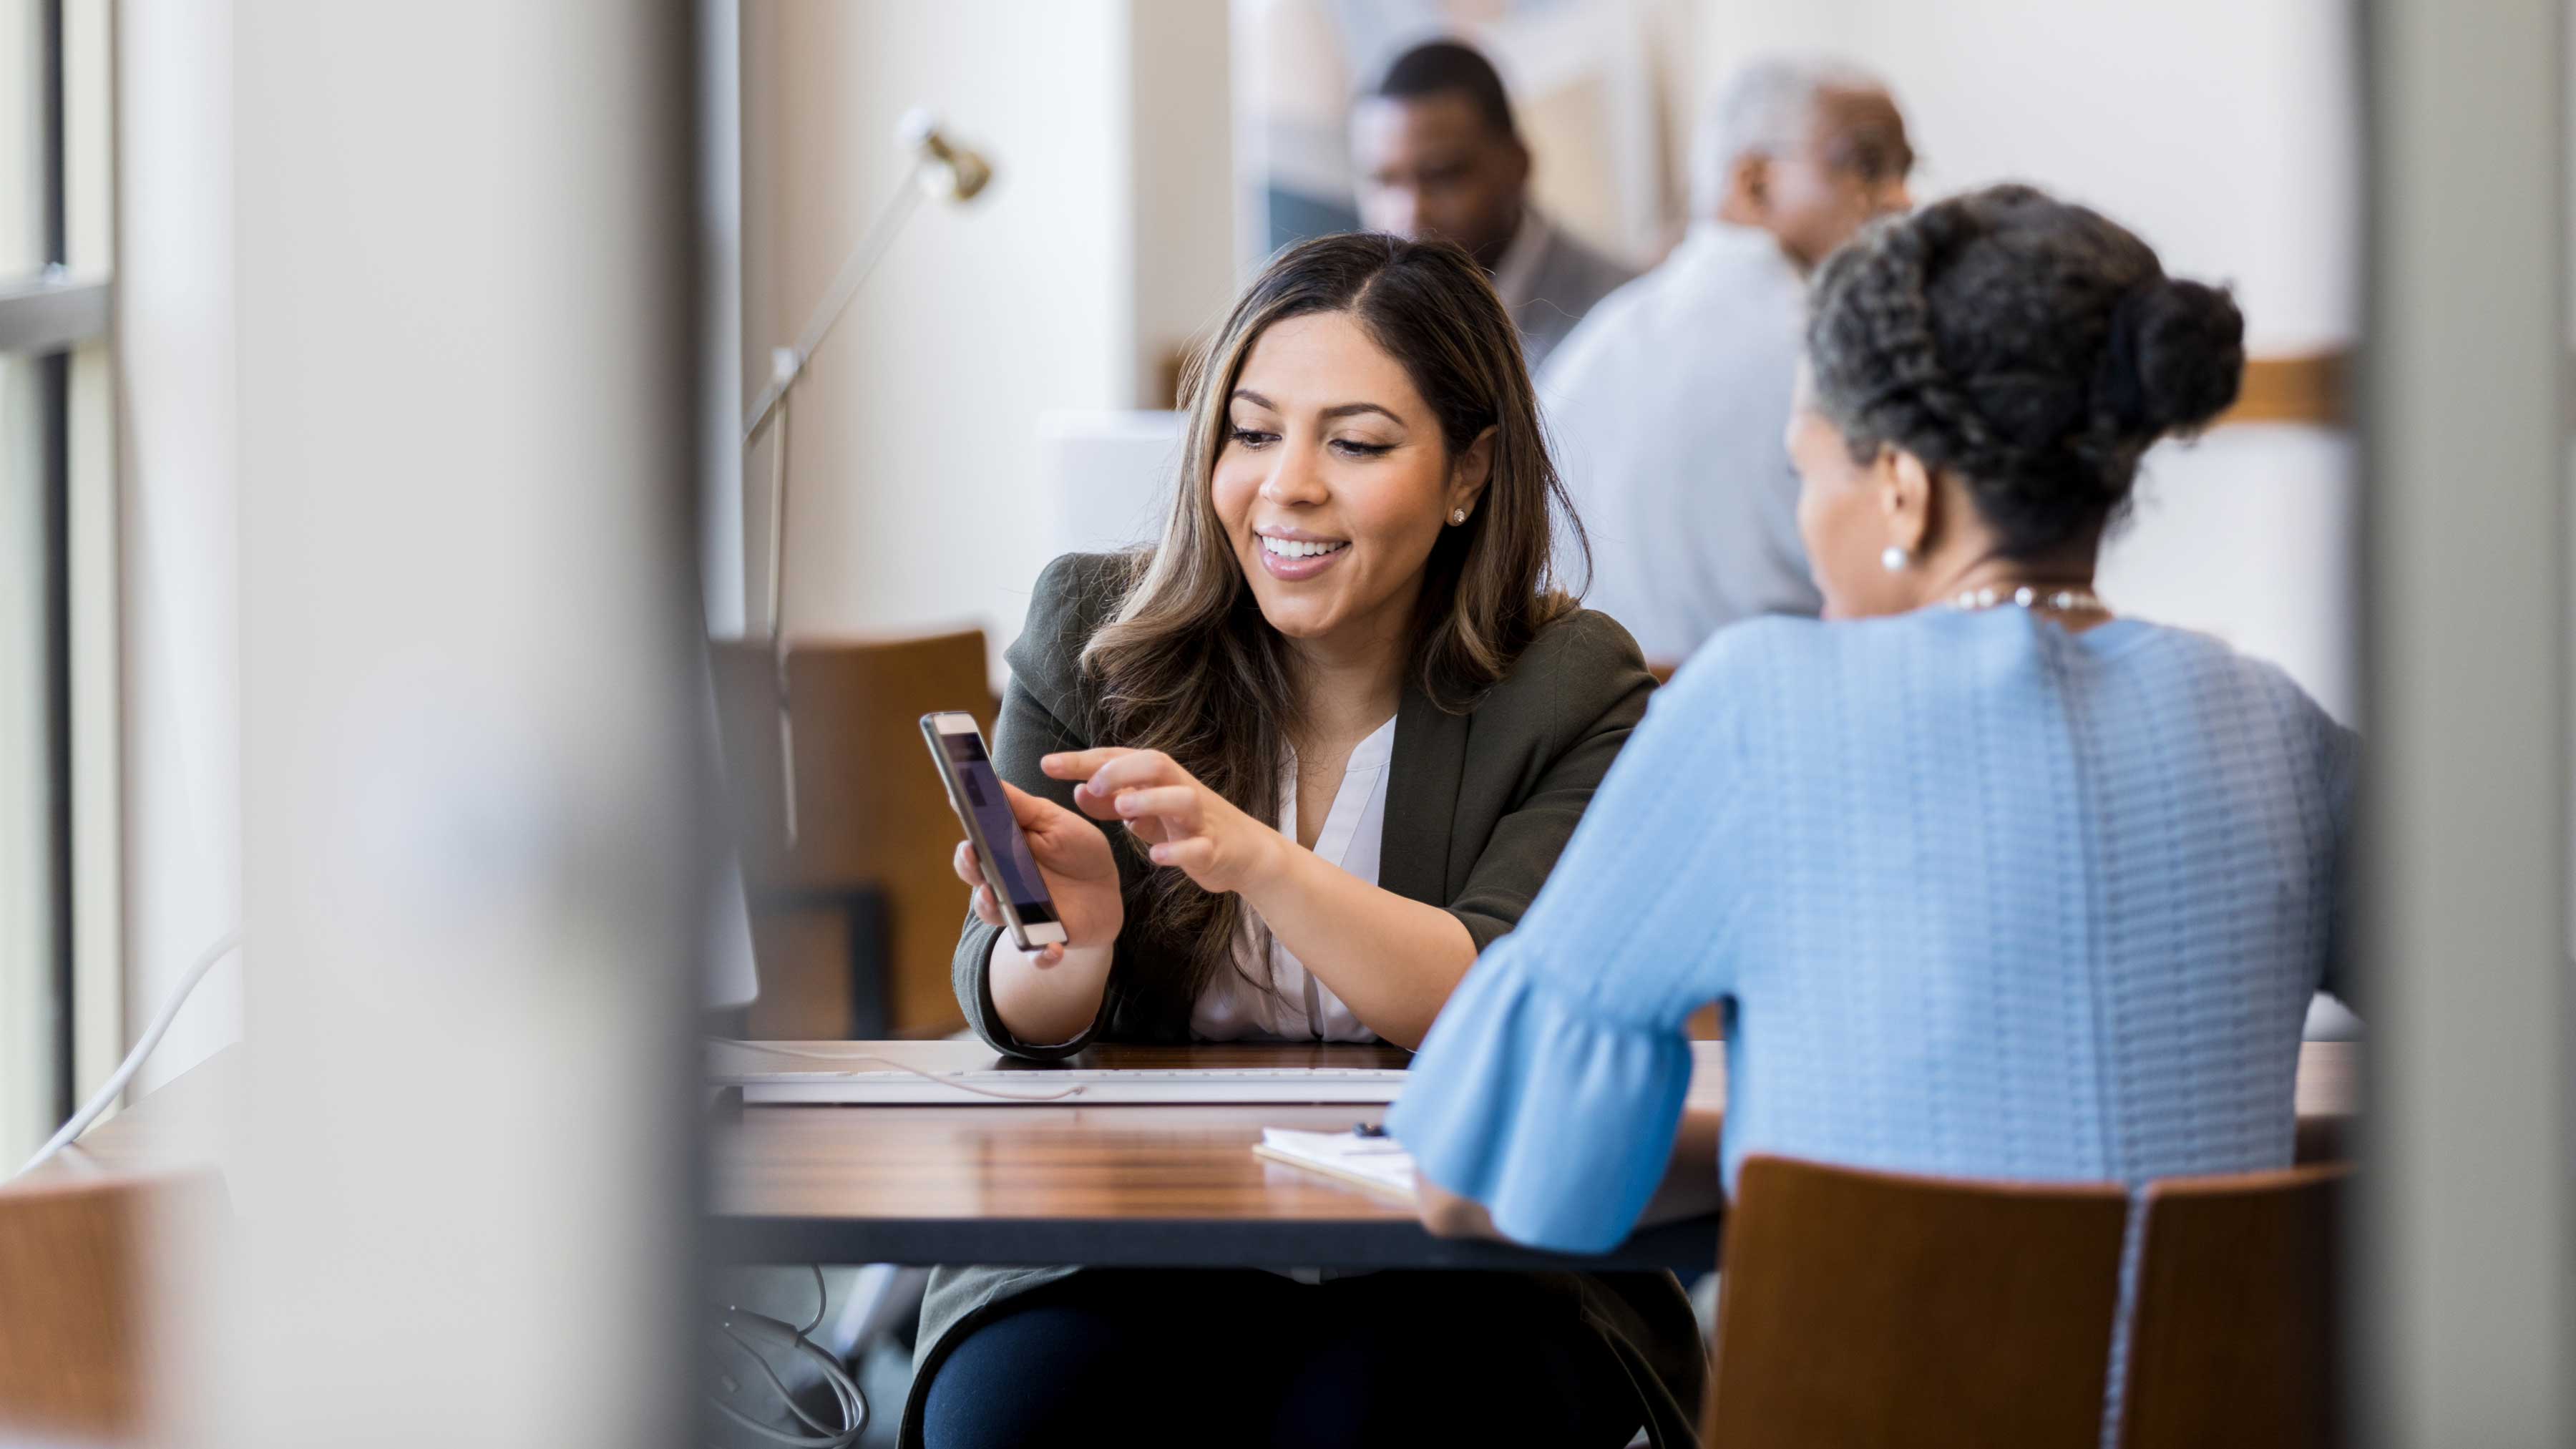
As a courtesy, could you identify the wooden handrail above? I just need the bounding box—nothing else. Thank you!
[2219,350,2350,429]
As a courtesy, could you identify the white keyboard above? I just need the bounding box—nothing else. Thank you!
[719,1065,1408,1107]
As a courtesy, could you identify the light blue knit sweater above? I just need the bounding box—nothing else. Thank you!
[1390,607,2356,1254]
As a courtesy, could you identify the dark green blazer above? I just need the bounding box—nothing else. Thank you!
[952,550,1658,1058]
[907,553,1704,1449]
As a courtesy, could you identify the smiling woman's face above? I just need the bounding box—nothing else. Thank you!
[1212,310,1484,648]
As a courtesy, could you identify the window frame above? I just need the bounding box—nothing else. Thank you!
[0,0,108,1131]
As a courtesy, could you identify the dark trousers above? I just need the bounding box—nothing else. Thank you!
[919,1268,1645,1448]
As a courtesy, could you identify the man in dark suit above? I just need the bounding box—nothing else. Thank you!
[1350,38,1636,370]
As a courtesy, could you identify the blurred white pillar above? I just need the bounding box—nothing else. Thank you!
[117,0,244,1101]
[2359,0,2572,1443]
[205,4,701,1445]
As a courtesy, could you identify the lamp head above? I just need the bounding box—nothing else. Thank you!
[898,108,994,203]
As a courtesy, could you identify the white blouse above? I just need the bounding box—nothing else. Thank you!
[1188,716,1396,1043]
[985,717,1400,1045]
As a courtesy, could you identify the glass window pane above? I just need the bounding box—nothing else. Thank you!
[0,0,45,275]
[67,338,113,1091]
[62,0,104,272]
[0,351,57,1167]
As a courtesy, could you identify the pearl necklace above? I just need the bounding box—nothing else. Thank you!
[1952,583,2107,614]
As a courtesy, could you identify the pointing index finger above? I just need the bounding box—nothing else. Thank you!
[1040,747,1131,780]
[1080,751,1181,794]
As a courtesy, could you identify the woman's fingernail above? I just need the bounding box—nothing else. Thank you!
[1116,794,1138,816]
[1148,844,1170,864]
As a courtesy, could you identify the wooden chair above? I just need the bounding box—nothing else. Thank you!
[2119,1166,2348,1449]
[0,1172,218,1441]
[1704,1155,2132,1448]
[711,631,992,1039]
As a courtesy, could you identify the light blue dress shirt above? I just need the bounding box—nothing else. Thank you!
[1540,223,1822,663]
[1389,607,2356,1254]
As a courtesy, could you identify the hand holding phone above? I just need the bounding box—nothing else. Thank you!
[923,713,1123,953]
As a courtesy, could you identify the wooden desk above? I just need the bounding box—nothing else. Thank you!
[709,1040,1729,1273]
[20,1041,2361,1278]
[707,1040,2361,1277]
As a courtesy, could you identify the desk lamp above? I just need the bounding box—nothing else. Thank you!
[742,109,994,844]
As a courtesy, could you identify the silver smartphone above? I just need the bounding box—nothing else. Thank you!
[921,712,1070,950]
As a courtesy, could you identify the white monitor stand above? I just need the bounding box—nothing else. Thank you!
[698,640,760,1013]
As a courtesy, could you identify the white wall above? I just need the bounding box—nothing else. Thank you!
[2099,429,2358,722]
[117,0,243,1093]
[738,0,1235,658]
[1690,0,2356,350]
[1691,0,2362,718]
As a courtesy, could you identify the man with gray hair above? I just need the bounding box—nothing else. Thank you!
[1541,56,1913,666]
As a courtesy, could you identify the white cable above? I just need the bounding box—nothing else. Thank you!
[14,929,243,1179]
[714,1324,858,1445]
[36,938,887,1448]
[706,1038,1084,1102]
[794,1262,827,1337]
[706,1290,869,1449]
[35,928,871,1447]
[715,1325,842,1440]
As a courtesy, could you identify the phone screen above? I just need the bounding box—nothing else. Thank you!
[935,727,1058,925]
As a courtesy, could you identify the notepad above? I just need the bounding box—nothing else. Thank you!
[1254,1127,1418,1201]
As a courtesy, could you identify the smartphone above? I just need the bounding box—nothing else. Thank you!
[921,712,1069,950]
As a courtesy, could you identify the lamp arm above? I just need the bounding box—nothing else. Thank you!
[744,155,930,849]
[743,156,929,448]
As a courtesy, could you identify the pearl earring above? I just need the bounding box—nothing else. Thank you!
[1880,545,1911,573]
[1450,508,1468,525]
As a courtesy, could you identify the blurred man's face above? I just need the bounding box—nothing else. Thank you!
[1755,86,1914,271]
[1350,92,1531,270]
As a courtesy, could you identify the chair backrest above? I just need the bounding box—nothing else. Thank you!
[1706,1154,2131,1449]
[0,1172,215,1440]
[711,630,991,1038]
[2119,1165,2347,1449]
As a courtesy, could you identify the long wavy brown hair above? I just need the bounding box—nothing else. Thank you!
[1080,231,1589,1001]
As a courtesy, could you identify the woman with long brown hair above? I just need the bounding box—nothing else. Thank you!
[907,233,1701,1447]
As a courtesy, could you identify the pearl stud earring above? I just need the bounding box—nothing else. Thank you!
[1880,545,1911,573]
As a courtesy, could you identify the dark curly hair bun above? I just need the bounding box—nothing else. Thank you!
[2115,278,2245,432]
[1807,183,2245,558]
